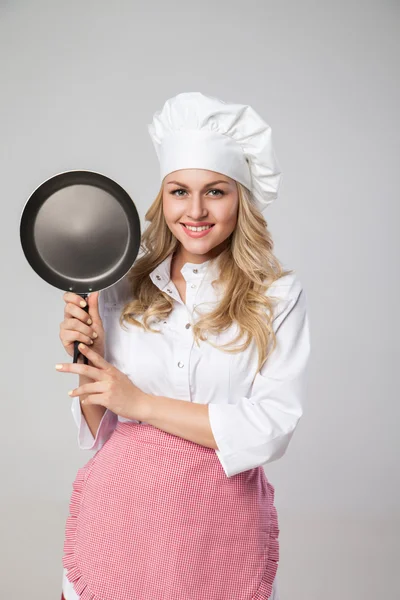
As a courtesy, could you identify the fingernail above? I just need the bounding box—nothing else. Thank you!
[55,364,63,370]
[87,318,92,325]
[80,300,87,307]
[92,332,98,339]
[68,390,74,396]
[79,343,85,349]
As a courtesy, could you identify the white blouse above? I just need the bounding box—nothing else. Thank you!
[63,251,310,599]
[70,251,311,477]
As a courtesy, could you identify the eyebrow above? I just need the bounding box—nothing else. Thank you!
[166,179,231,188]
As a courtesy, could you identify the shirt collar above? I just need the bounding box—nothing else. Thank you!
[149,252,221,291]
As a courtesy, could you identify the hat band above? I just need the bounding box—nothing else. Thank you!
[158,129,252,190]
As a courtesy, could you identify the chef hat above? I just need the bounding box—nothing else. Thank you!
[147,91,282,213]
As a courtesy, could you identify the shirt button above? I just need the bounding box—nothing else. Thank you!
[185,323,191,329]
[177,361,184,368]
[156,275,161,280]
[167,288,172,293]
[193,269,198,273]
[191,284,196,289]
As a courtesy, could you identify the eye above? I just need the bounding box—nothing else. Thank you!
[170,188,187,197]
[170,188,225,197]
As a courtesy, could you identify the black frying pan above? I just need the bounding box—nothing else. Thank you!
[20,170,141,365]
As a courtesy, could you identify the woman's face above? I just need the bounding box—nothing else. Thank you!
[162,169,239,263]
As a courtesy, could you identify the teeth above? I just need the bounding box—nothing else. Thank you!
[184,225,213,232]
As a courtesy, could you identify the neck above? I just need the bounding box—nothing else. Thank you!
[172,239,229,270]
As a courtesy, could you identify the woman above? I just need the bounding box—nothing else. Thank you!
[58,92,311,600]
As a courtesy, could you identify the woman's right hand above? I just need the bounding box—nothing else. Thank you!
[60,291,105,362]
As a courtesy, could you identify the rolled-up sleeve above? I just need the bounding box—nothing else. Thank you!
[208,281,311,478]
[71,396,118,450]
[70,286,118,451]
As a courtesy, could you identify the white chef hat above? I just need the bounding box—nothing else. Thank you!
[147,91,282,213]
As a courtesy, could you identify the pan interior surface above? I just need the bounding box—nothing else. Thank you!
[34,184,129,281]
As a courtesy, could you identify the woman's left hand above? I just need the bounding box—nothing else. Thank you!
[55,342,150,422]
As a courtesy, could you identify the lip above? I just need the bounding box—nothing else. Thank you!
[180,223,215,238]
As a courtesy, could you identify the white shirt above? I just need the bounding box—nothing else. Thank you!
[70,251,311,478]
[64,251,309,600]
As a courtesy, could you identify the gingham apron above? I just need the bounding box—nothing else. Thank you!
[62,421,279,600]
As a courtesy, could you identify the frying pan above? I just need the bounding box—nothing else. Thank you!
[20,170,141,365]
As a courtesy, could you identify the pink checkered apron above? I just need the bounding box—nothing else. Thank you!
[62,421,279,600]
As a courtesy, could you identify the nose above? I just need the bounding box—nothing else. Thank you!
[186,192,208,219]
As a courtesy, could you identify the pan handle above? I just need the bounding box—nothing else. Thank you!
[73,293,89,365]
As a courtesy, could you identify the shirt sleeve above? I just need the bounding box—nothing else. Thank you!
[70,286,118,451]
[208,277,311,478]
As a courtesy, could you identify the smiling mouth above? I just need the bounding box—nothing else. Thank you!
[180,224,215,231]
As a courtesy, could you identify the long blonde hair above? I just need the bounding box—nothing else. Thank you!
[119,181,293,374]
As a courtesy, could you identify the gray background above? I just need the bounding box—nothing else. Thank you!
[1,1,398,598]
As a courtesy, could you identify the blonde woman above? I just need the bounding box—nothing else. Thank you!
[58,92,311,600]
